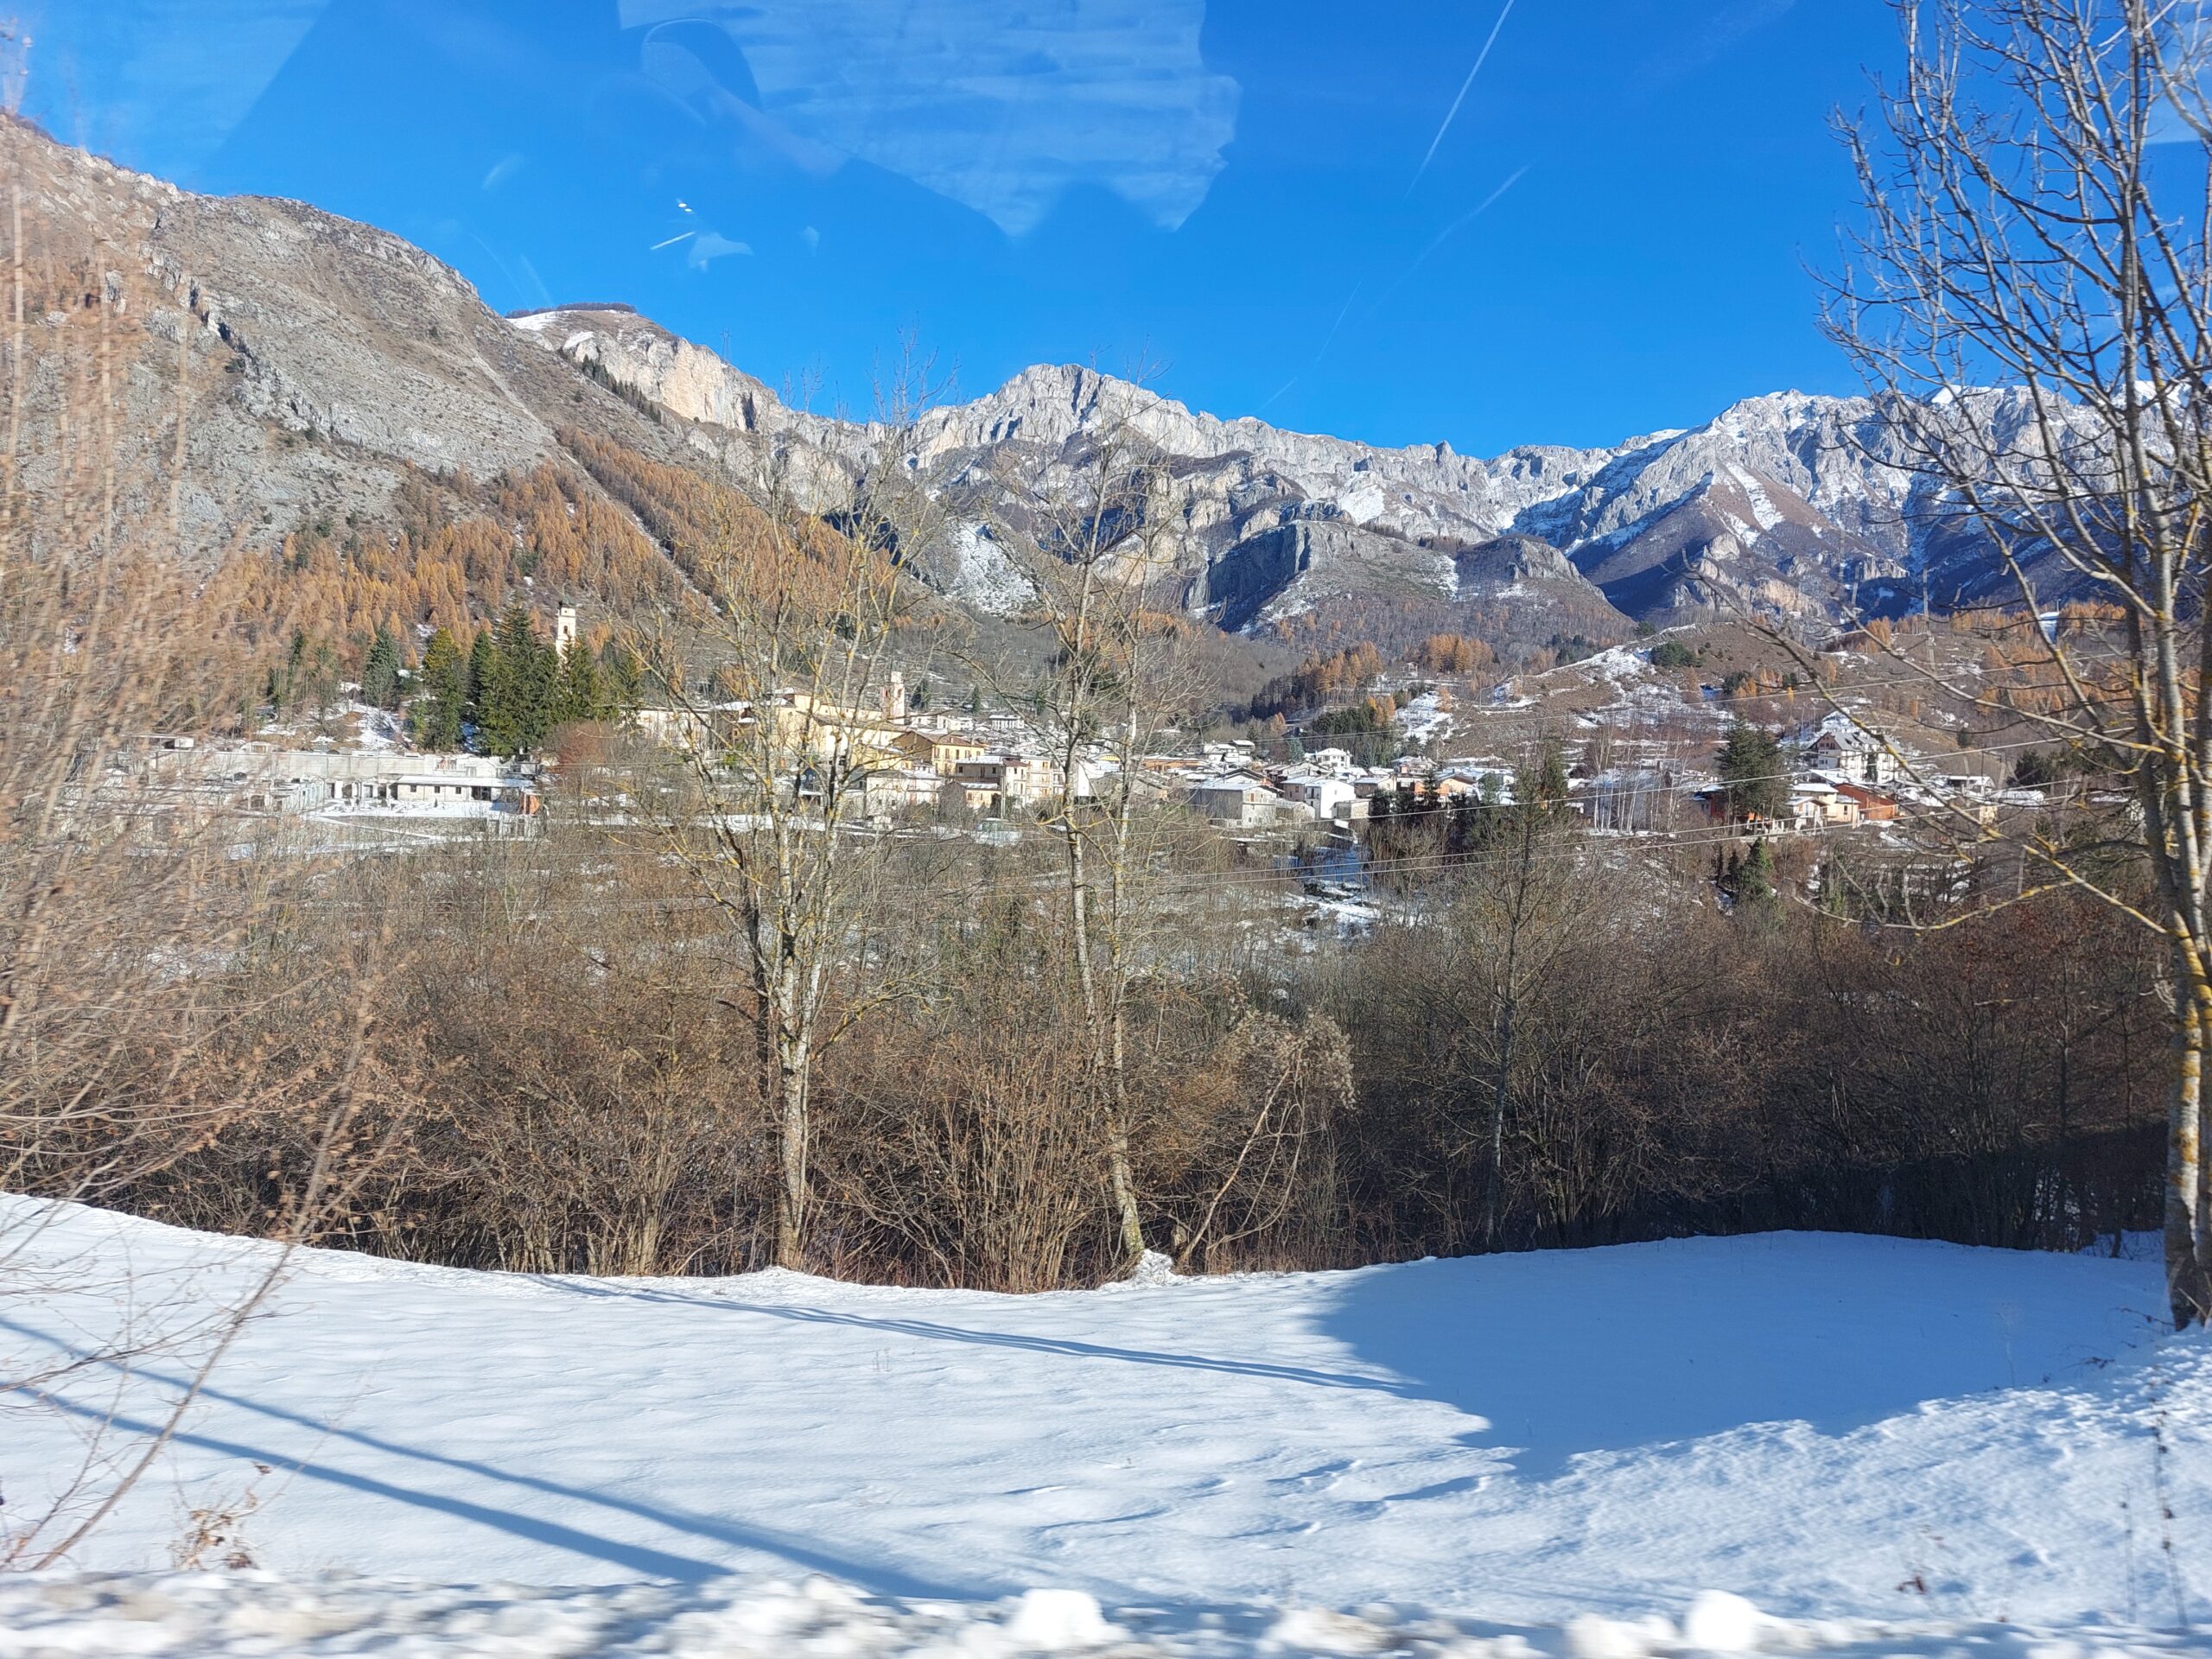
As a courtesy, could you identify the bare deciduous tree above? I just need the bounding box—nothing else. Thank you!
[1829,0,2212,1325]
[985,378,1205,1270]
[639,371,947,1268]
[0,222,418,1566]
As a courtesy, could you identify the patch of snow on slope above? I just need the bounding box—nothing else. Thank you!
[1396,690,1453,745]
[2,1198,2204,1631]
[1337,480,1387,524]
[1727,465,1787,532]
[947,522,1034,616]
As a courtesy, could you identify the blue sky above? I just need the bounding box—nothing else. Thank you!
[25,0,1896,454]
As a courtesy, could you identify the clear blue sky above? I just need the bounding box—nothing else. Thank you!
[25,0,1896,454]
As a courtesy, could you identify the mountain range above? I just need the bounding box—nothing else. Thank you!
[10,114,2020,670]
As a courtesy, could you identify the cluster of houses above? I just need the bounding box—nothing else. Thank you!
[1162,711,1923,839]
[643,674,1094,822]
[124,645,2013,851]
[640,681,1491,834]
[1163,709,1997,843]
[1176,743,1349,830]
[126,670,1095,834]
[1169,744,1471,830]
[1714,710,2017,834]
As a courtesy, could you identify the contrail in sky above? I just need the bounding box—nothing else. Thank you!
[1263,161,1523,417]
[1313,283,1363,363]
[1262,159,1522,416]
[1376,165,1530,308]
[1257,282,1365,415]
[1407,0,1517,196]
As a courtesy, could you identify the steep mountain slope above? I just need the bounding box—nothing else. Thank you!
[1,116,712,600]
[10,112,2053,666]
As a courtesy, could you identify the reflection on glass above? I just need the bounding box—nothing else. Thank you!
[620,0,1240,235]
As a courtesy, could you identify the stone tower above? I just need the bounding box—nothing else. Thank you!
[555,605,579,657]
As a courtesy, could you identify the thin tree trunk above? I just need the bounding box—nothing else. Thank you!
[775,1040,809,1269]
[1484,809,1534,1245]
[1104,968,1143,1266]
[2166,949,2212,1327]
[1103,721,1145,1267]
[1065,823,1146,1263]
[1103,1100,1144,1264]
[2200,1013,2212,1294]
[1484,996,1512,1245]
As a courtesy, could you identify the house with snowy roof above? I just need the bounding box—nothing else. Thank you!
[1802,711,1898,785]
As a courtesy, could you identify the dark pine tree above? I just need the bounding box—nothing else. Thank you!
[411,628,467,752]
[1716,721,1788,823]
[465,627,498,737]
[359,625,402,710]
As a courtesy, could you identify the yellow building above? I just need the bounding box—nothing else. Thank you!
[893,727,992,773]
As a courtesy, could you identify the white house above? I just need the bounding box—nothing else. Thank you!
[145,747,538,818]
[1279,771,1359,822]
[861,766,944,817]
[1789,778,1860,830]
[1804,711,1898,785]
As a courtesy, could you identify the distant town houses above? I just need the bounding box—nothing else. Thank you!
[133,598,2024,855]
[1789,778,1862,831]
[1186,769,1284,830]
[1276,771,1360,821]
[1833,781,1899,822]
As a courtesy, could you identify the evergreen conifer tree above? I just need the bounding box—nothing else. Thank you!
[465,627,497,736]
[599,640,643,714]
[477,603,560,756]
[1716,721,1788,822]
[556,639,604,727]
[1735,837,1779,909]
[359,626,402,710]
[411,628,467,751]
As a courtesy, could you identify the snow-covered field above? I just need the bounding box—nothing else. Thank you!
[3,1198,2207,1655]
[6,1573,2211,1659]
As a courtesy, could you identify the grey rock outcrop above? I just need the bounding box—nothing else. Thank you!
[507,308,1975,636]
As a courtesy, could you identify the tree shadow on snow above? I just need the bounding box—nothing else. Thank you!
[1310,1232,2162,1479]
[543,1280,1411,1397]
[5,1316,991,1597]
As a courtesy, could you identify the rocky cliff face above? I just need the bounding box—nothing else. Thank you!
[2,116,697,574]
[509,306,1967,639]
[11,111,2055,660]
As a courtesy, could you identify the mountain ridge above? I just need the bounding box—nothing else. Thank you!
[7,112,2024,664]
[511,302,1935,644]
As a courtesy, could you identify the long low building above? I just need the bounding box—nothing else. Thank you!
[140,745,540,818]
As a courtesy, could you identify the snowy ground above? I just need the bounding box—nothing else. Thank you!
[2,1199,2207,1653]
[5,1573,2211,1658]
